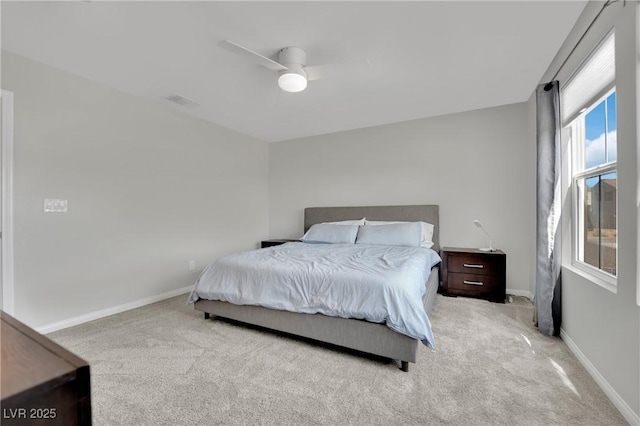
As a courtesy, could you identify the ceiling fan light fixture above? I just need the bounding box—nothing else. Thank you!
[278,66,307,93]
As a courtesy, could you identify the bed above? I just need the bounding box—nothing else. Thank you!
[191,205,440,372]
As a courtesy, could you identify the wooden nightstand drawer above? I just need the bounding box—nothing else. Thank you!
[447,253,502,276]
[447,272,502,295]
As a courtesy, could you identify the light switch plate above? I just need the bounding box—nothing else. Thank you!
[44,199,68,213]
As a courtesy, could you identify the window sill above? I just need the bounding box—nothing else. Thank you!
[563,263,617,294]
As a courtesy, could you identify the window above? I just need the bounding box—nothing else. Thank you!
[570,91,617,277]
[563,33,617,284]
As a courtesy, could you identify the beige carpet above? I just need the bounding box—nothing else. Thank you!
[49,294,626,425]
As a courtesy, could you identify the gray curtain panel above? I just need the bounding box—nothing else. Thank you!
[535,81,562,336]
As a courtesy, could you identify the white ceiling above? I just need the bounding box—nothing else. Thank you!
[2,1,586,142]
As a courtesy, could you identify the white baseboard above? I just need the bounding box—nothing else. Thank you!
[506,288,533,301]
[36,285,194,335]
[561,329,640,425]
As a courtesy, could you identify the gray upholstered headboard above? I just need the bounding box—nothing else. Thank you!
[304,205,440,252]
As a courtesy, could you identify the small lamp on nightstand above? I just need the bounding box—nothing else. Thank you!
[473,220,496,252]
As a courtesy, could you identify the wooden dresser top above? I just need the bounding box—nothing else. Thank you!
[1,311,87,402]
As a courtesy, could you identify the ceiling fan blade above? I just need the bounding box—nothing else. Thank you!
[218,40,288,72]
[305,59,371,81]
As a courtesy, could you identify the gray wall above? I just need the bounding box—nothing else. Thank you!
[269,103,534,296]
[2,51,269,328]
[540,1,639,420]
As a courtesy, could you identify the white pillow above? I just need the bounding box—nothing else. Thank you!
[301,224,359,244]
[355,222,422,247]
[325,218,366,226]
[363,220,434,248]
[301,218,365,239]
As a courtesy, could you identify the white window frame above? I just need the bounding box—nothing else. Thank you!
[567,88,617,292]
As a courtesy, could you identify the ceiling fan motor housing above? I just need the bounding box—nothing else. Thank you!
[278,46,307,67]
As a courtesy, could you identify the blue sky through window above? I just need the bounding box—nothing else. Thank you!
[585,91,617,171]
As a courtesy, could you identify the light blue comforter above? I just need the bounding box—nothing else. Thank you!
[188,242,440,348]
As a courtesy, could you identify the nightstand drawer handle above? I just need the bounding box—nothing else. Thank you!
[463,263,484,269]
[463,280,484,286]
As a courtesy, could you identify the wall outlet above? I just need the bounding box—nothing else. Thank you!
[188,260,196,271]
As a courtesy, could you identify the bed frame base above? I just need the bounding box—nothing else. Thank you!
[194,299,420,372]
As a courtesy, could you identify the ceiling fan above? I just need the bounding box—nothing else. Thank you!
[219,40,367,93]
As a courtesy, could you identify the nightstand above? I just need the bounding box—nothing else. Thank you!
[261,239,300,248]
[440,247,506,303]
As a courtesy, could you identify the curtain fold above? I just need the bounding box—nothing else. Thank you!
[535,81,562,337]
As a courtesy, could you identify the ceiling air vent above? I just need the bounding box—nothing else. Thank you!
[162,94,200,108]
